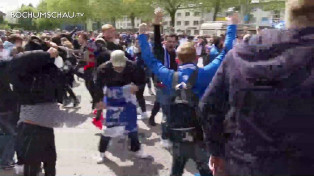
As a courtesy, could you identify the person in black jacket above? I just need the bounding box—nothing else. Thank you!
[9,47,63,176]
[94,37,111,68]
[0,61,19,170]
[94,50,150,161]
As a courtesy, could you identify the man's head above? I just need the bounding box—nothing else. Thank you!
[285,0,314,28]
[110,50,127,73]
[78,32,88,45]
[8,34,23,47]
[177,42,196,64]
[197,36,204,44]
[102,24,116,42]
[165,34,177,52]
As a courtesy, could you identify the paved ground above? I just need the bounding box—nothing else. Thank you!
[1,77,202,176]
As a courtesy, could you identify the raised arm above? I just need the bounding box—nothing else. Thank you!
[202,13,238,84]
[10,49,58,74]
[138,24,174,89]
[153,9,165,62]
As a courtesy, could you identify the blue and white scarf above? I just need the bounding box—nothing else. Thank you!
[163,46,171,68]
[103,85,137,133]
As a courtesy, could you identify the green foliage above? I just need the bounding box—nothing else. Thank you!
[259,0,286,11]
[18,4,37,30]
[90,0,123,21]
[0,23,11,30]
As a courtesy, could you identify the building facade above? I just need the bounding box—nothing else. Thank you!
[115,16,142,30]
[162,6,214,36]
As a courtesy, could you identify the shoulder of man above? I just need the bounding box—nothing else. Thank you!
[98,60,113,71]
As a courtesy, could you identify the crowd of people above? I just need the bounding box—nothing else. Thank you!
[0,0,314,175]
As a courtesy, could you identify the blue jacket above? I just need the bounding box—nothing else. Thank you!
[138,25,237,98]
[209,45,220,61]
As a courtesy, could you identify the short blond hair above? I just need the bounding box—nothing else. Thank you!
[177,42,196,64]
[285,0,314,28]
[101,24,115,32]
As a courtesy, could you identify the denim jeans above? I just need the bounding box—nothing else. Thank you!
[161,104,170,140]
[0,111,18,166]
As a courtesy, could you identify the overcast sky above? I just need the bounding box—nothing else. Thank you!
[0,0,41,13]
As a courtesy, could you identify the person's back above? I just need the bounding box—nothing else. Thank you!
[200,0,314,175]
[138,13,239,176]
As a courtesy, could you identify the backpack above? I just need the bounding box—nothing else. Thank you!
[168,68,204,142]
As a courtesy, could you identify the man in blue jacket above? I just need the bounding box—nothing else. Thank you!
[138,13,238,176]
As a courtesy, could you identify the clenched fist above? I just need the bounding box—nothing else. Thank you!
[48,47,59,58]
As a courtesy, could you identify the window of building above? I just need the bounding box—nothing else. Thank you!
[127,23,132,27]
[177,21,181,26]
[163,21,168,25]
[194,30,199,35]
[186,30,191,35]
[177,13,181,17]
[185,12,190,16]
[193,21,199,26]
[185,21,190,26]
[194,12,201,16]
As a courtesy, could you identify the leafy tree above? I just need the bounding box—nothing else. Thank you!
[35,0,59,30]
[18,4,37,30]
[89,0,124,27]
[121,0,154,29]
[0,11,5,24]
[203,0,286,22]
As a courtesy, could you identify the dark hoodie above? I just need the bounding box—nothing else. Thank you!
[200,27,314,175]
[0,61,17,112]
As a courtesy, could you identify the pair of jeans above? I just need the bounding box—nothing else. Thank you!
[99,131,141,153]
[136,87,146,113]
[171,141,212,176]
[161,104,170,140]
[154,87,172,140]
[64,85,78,101]
[0,111,18,166]
[84,68,96,108]
[145,69,152,89]
[150,101,160,119]
[18,123,56,176]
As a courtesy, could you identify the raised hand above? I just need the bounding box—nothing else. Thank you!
[47,47,58,58]
[227,12,240,25]
[153,7,163,25]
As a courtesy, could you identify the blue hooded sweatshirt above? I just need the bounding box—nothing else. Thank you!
[138,24,237,98]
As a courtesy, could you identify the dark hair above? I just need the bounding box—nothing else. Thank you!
[166,34,178,41]
[51,35,62,46]
[60,33,73,42]
[187,36,194,40]
[8,34,23,44]
[212,36,222,48]
[25,39,43,51]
